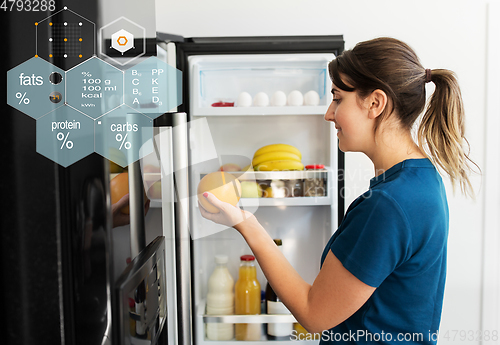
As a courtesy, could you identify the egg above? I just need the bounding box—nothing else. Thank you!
[270,91,287,106]
[237,92,252,107]
[304,90,320,106]
[287,90,304,106]
[253,92,269,107]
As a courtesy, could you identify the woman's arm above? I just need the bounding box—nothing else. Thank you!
[200,192,375,333]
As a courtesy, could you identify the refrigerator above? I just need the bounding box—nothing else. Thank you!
[152,34,345,345]
[0,0,175,344]
[1,3,344,342]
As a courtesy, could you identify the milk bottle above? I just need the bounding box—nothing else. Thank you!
[206,255,235,340]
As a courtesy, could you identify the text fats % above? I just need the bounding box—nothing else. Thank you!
[57,132,74,150]
[116,133,131,150]
[16,92,30,105]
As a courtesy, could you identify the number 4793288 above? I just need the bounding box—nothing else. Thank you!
[1,0,56,12]
[441,330,498,342]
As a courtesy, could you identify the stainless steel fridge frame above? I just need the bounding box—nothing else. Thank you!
[155,34,345,345]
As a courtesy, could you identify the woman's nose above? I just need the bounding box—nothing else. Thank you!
[324,101,335,122]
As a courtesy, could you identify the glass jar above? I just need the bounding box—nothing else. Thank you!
[304,165,326,197]
[286,179,304,197]
[235,255,261,341]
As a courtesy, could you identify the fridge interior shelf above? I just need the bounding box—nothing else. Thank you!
[238,196,331,207]
[193,105,328,116]
[189,54,334,117]
[224,170,328,180]
[146,169,331,207]
[198,169,331,206]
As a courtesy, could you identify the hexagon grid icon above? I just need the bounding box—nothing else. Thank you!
[66,57,124,119]
[95,104,154,167]
[36,105,94,167]
[7,57,66,119]
[100,17,145,66]
[35,7,96,70]
[111,29,134,55]
[124,56,183,118]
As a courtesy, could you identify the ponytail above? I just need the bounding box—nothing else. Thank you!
[330,38,478,197]
[418,69,477,198]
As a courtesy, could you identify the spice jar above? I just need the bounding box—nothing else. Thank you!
[286,179,303,197]
[304,165,326,197]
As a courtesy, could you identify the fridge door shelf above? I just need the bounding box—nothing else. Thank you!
[114,236,167,345]
[203,314,297,324]
[196,300,320,344]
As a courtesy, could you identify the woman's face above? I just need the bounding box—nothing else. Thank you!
[324,86,375,153]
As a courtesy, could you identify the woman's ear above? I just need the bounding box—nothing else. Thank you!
[366,89,388,119]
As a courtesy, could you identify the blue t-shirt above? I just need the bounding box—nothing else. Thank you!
[319,158,448,344]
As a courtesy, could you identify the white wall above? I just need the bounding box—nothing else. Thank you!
[155,0,494,343]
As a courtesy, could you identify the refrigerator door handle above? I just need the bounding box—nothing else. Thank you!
[172,112,193,345]
[129,160,147,258]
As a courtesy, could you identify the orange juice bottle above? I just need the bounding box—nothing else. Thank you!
[235,255,261,341]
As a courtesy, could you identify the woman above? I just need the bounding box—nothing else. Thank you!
[200,37,476,344]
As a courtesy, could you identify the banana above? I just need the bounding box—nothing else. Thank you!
[252,151,301,167]
[254,160,305,171]
[254,144,302,159]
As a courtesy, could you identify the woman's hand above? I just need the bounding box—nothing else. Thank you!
[199,192,256,230]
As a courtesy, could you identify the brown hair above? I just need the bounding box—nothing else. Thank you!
[329,37,477,197]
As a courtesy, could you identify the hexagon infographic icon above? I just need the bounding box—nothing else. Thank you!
[66,57,124,119]
[36,105,95,167]
[7,57,66,119]
[99,17,145,66]
[6,8,189,168]
[95,104,154,167]
[35,7,95,70]
[111,29,134,55]
[124,56,183,118]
